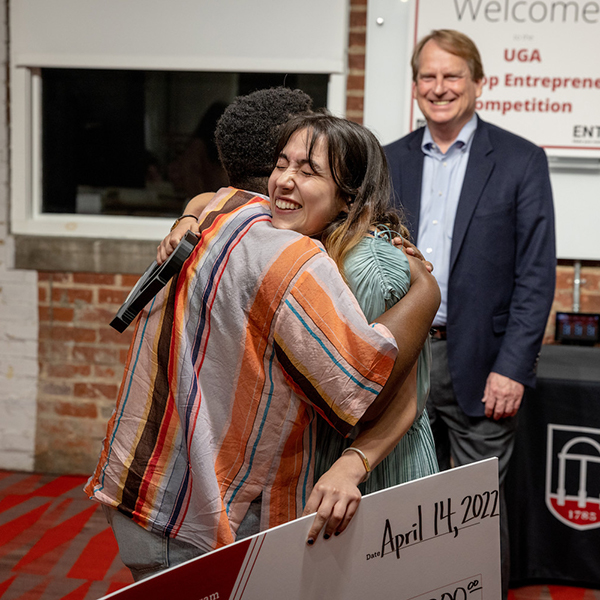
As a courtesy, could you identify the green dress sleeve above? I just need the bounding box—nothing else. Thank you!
[313,232,438,493]
[343,232,411,323]
[344,233,430,415]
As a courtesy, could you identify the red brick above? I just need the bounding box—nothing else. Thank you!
[350,10,367,28]
[94,365,119,379]
[346,96,364,112]
[121,274,142,287]
[38,285,48,303]
[552,291,573,313]
[49,273,72,284]
[581,295,600,312]
[77,307,119,324]
[73,273,117,285]
[38,272,51,282]
[348,53,365,71]
[40,381,73,396]
[346,75,365,92]
[119,348,130,364]
[43,325,97,343]
[99,326,133,345]
[55,401,98,419]
[51,287,94,304]
[98,288,128,305]
[555,268,572,290]
[39,340,73,362]
[51,307,75,322]
[47,364,92,378]
[348,32,366,49]
[74,382,119,400]
[583,269,600,293]
[73,345,120,365]
[37,400,53,414]
[38,324,52,340]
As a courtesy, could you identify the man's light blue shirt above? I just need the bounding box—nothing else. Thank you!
[417,114,478,327]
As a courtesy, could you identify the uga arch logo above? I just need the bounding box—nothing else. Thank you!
[546,424,600,530]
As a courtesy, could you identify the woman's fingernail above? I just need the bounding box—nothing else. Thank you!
[334,531,341,536]
[323,533,330,540]
[307,538,314,545]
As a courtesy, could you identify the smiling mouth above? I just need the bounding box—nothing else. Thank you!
[275,198,301,210]
[432,100,452,106]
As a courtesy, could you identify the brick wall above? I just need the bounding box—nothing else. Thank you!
[346,0,367,124]
[35,273,136,474]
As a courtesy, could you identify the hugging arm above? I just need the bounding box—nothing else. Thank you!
[363,254,439,419]
[303,363,419,542]
[304,255,440,542]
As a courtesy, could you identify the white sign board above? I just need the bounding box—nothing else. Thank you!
[411,0,600,156]
[100,459,501,600]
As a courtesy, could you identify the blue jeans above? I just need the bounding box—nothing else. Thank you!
[102,499,261,581]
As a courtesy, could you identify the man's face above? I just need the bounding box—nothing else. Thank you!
[413,40,483,133]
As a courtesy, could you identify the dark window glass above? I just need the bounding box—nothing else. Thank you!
[41,69,328,217]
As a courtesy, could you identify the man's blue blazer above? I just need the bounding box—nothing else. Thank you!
[384,116,556,416]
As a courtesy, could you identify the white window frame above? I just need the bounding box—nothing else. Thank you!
[10,1,349,241]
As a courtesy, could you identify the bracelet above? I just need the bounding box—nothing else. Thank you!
[171,214,198,231]
[341,447,371,481]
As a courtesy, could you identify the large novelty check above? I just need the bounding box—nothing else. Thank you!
[101,458,501,600]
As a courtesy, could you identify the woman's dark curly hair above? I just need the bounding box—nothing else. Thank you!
[215,87,313,194]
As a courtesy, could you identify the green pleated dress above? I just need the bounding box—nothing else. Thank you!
[314,230,439,494]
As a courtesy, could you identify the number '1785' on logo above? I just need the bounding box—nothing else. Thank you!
[546,424,600,531]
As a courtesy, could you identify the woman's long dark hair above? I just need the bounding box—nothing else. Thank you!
[273,113,408,273]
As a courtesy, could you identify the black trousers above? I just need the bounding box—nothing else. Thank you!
[426,338,518,600]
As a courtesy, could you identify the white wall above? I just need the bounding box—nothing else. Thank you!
[0,0,38,471]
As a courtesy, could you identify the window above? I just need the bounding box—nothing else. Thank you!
[10,0,348,243]
[42,69,328,218]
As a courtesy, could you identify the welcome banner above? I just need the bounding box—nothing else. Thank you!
[412,0,600,155]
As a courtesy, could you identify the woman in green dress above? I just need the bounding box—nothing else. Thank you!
[316,232,439,493]
[269,113,439,497]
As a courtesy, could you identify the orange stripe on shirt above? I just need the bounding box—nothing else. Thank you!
[290,270,395,388]
[214,238,322,501]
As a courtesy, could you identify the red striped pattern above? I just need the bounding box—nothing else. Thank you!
[0,470,133,599]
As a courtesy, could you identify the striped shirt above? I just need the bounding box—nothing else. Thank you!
[85,188,398,552]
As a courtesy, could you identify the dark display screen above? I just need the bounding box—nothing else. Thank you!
[555,312,600,346]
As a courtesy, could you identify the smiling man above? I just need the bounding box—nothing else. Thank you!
[384,30,556,597]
